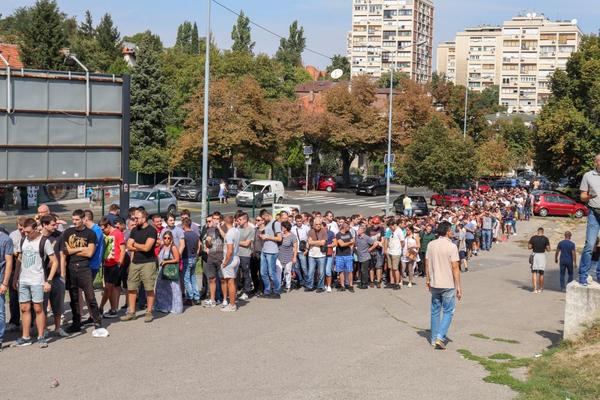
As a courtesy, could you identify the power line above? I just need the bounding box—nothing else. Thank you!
[211,0,333,61]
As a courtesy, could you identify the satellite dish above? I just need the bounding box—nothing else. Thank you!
[571,19,578,25]
[330,69,344,80]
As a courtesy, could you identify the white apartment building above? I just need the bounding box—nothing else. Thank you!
[435,41,456,82]
[348,0,434,82]
[436,13,582,113]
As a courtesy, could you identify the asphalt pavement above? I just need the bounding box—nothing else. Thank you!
[0,217,578,400]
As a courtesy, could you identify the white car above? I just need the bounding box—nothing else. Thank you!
[236,180,285,208]
[126,188,178,216]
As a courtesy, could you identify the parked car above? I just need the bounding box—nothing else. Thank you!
[533,193,588,218]
[430,189,471,207]
[226,178,251,196]
[477,181,491,193]
[236,180,285,207]
[335,174,363,189]
[489,179,518,190]
[126,188,177,216]
[393,195,429,216]
[356,177,386,196]
[177,178,220,201]
[154,177,195,196]
[317,176,337,192]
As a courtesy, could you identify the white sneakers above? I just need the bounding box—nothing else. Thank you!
[326,286,332,293]
[239,293,249,301]
[220,304,237,312]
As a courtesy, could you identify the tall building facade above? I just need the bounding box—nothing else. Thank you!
[436,14,582,113]
[348,0,434,82]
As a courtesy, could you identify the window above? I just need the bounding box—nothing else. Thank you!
[503,40,519,47]
[544,195,560,204]
[540,33,556,41]
[558,196,575,205]
[159,191,172,200]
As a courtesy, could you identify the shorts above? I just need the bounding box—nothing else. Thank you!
[219,257,240,279]
[531,253,546,272]
[370,252,384,269]
[127,261,158,292]
[465,239,474,251]
[44,276,65,317]
[459,250,467,260]
[103,264,122,286]
[204,259,222,279]
[335,255,354,273]
[19,283,44,303]
[387,254,401,271]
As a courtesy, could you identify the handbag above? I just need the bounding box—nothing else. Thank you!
[162,246,180,281]
[529,253,534,266]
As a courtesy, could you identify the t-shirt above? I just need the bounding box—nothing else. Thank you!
[262,220,282,254]
[327,221,339,235]
[103,228,124,267]
[420,232,436,253]
[182,230,200,260]
[0,232,14,277]
[464,222,476,240]
[205,226,224,262]
[20,235,54,285]
[308,228,327,258]
[105,213,119,226]
[355,233,375,262]
[161,225,185,247]
[293,224,309,243]
[9,229,22,254]
[386,228,404,256]
[557,239,575,264]
[223,227,240,266]
[237,226,255,258]
[129,224,158,264]
[426,237,459,289]
[278,233,298,265]
[529,235,550,254]
[482,216,493,230]
[44,231,62,275]
[580,169,600,209]
[335,231,354,257]
[403,197,413,210]
[61,227,98,265]
[90,224,104,270]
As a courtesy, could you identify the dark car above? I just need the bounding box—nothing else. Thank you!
[226,178,250,196]
[177,178,220,201]
[489,179,519,189]
[394,195,429,216]
[335,174,363,189]
[356,177,386,196]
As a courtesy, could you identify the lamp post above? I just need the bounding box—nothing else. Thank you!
[463,57,470,140]
[200,0,211,226]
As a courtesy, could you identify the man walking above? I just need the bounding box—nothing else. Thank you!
[121,209,158,323]
[425,221,462,350]
[579,153,600,285]
[528,227,550,293]
[555,231,577,292]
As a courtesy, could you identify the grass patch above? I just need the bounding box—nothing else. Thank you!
[459,320,600,400]
[470,333,490,340]
[493,337,521,344]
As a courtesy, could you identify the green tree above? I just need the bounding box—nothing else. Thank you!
[191,22,199,55]
[476,138,516,177]
[377,71,406,88]
[95,13,120,59]
[276,21,306,66]
[325,54,350,80]
[398,117,477,192]
[18,0,68,70]
[175,21,193,53]
[231,10,255,55]
[130,38,170,174]
[123,31,163,52]
[78,10,94,39]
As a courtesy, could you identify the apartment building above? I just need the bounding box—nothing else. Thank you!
[437,14,582,113]
[435,41,456,82]
[348,0,434,82]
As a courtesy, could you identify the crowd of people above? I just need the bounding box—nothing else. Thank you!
[0,186,575,350]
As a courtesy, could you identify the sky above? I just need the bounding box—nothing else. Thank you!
[1,0,599,69]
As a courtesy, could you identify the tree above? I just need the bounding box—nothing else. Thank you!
[231,11,255,55]
[175,21,193,53]
[377,71,406,88]
[398,118,477,192]
[487,118,533,166]
[276,21,306,66]
[78,10,94,38]
[191,22,199,55]
[123,31,163,52]
[130,38,170,174]
[475,138,516,177]
[325,54,350,80]
[18,0,68,70]
[95,13,120,59]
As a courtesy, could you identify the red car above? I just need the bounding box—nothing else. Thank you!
[298,176,337,192]
[534,193,588,218]
[477,181,491,193]
[430,189,471,207]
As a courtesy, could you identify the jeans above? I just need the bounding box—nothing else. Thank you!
[67,263,102,327]
[8,265,19,325]
[294,253,307,286]
[302,255,315,289]
[260,252,280,295]
[524,206,532,220]
[309,257,326,289]
[430,288,456,344]
[404,208,413,217]
[481,229,492,251]
[559,261,574,291]
[0,270,5,341]
[183,257,200,301]
[579,211,600,284]
[238,256,253,294]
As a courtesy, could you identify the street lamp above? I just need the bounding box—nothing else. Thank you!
[200,0,211,226]
[463,57,470,140]
[64,52,90,116]
[384,39,427,217]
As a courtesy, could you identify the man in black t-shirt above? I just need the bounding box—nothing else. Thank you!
[121,209,157,323]
[528,227,551,293]
[61,209,102,333]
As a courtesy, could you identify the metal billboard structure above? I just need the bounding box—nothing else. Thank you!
[0,67,130,214]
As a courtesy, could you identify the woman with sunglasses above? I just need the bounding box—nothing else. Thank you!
[155,231,183,314]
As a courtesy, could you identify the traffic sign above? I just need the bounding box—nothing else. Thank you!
[303,146,313,156]
[384,153,396,164]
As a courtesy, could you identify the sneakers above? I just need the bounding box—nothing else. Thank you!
[337,286,346,292]
[15,337,32,347]
[407,282,413,288]
[120,312,137,322]
[144,312,154,323]
[271,293,281,299]
[82,317,94,326]
[103,310,119,319]
[239,293,249,301]
[36,337,48,348]
[202,299,217,308]
[348,286,355,293]
[193,299,201,305]
[54,328,69,338]
[316,288,325,293]
[326,286,332,293]
[66,324,83,333]
[220,300,229,308]
[220,304,237,312]
[434,339,446,350]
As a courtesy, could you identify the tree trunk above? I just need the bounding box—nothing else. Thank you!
[341,150,352,187]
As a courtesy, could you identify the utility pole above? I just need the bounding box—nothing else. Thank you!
[200,0,211,225]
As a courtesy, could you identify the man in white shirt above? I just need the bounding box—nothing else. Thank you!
[293,215,310,289]
[384,219,404,289]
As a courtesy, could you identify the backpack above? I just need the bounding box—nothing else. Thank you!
[20,235,50,268]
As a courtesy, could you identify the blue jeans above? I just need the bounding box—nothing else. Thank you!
[481,229,492,251]
[302,255,315,289]
[294,253,307,286]
[0,270,5,342]
[430,288,456,344]
[559,261,574,291]
[183,257,200,301]
[309,256,326,289]
[260,252,280,295]
[404,208,413,217]
[579,211,600,284]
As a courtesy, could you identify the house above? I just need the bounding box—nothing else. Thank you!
[122,42,137,67]
[0,43,24,68]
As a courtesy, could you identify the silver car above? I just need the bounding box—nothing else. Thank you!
[127,188,177,215]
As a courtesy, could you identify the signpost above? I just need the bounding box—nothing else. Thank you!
[304,145,313,196]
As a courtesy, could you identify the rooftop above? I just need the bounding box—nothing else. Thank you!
[0,43,24,69]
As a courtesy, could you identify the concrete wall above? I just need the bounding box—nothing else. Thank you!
[564,281,600,340]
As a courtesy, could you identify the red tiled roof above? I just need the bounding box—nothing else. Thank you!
[0,43,24,69]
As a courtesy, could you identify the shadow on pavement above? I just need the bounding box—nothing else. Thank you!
[536,329,563,348]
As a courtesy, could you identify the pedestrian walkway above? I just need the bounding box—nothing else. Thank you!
[291,194,388,209]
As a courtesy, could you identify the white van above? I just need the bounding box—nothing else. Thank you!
[236,180,285,207]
